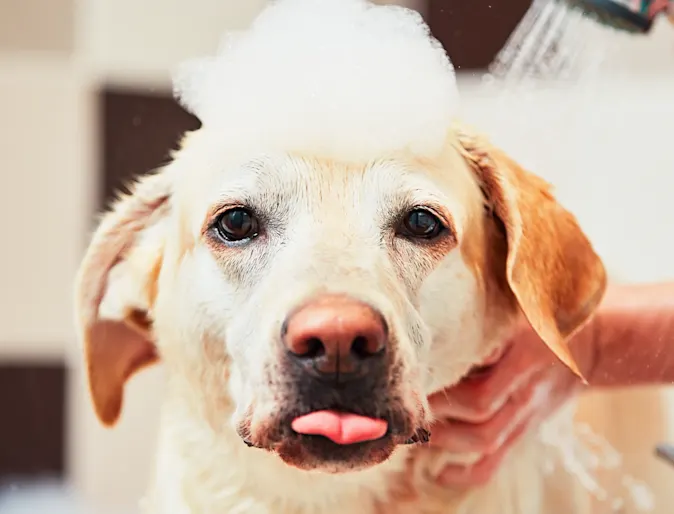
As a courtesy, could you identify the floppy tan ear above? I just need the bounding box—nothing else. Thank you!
[455,127,607,378]
[74,171,172,426]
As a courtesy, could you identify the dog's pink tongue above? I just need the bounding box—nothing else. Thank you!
[291,410,388,445]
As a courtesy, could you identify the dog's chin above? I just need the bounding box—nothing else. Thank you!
[273,434,397,472]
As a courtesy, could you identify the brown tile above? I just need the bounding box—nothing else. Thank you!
[100,88,201,210]
[427,0,531,71]
[0,361,66,480]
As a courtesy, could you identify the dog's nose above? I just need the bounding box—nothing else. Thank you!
[282,294,388,381]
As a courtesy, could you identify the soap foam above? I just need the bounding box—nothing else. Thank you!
[173,0,459,162]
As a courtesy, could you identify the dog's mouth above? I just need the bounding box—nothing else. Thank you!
[241,403,429,472]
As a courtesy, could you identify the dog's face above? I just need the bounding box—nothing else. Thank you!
[74,127,606,473]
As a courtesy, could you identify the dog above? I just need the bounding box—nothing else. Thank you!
[74,1,607,512]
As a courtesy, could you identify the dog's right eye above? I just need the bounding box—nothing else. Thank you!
[398,208,445,240]
[214,208,259,242]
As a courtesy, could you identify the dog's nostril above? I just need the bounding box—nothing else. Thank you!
[288,336,326,358]
[303,337,325,359]
[351,335,383,358]
[351,336,368,358]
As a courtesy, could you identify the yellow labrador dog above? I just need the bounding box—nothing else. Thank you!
[74,1,607,512]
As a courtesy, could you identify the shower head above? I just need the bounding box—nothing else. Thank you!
[560,0,671,34]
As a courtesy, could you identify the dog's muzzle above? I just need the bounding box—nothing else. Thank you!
[239,293,429,471]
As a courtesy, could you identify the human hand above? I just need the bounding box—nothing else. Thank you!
[426,322,590,488]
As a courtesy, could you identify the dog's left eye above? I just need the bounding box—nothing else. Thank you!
[399,209,444,239]
[215,208,259,242]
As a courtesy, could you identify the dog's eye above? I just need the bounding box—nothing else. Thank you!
[399,209,444,239]
[215,208,259,242]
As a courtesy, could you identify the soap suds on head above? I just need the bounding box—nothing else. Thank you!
[173,0,459,162]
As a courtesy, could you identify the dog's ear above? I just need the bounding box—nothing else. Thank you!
[455,128,607,377]
[74,171,172,426]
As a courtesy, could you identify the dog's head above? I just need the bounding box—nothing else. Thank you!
[74,0,606,475]
[74,124,606,473]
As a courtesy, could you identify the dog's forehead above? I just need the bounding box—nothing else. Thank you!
[170,132,481,238]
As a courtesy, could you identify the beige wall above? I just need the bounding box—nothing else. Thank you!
[1,0,674,512]
[0,0,75,54]
[0,64,92,358]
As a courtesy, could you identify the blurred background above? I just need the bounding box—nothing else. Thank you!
[0,0,672,512]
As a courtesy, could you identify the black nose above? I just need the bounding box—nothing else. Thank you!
[282,294,388,382]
